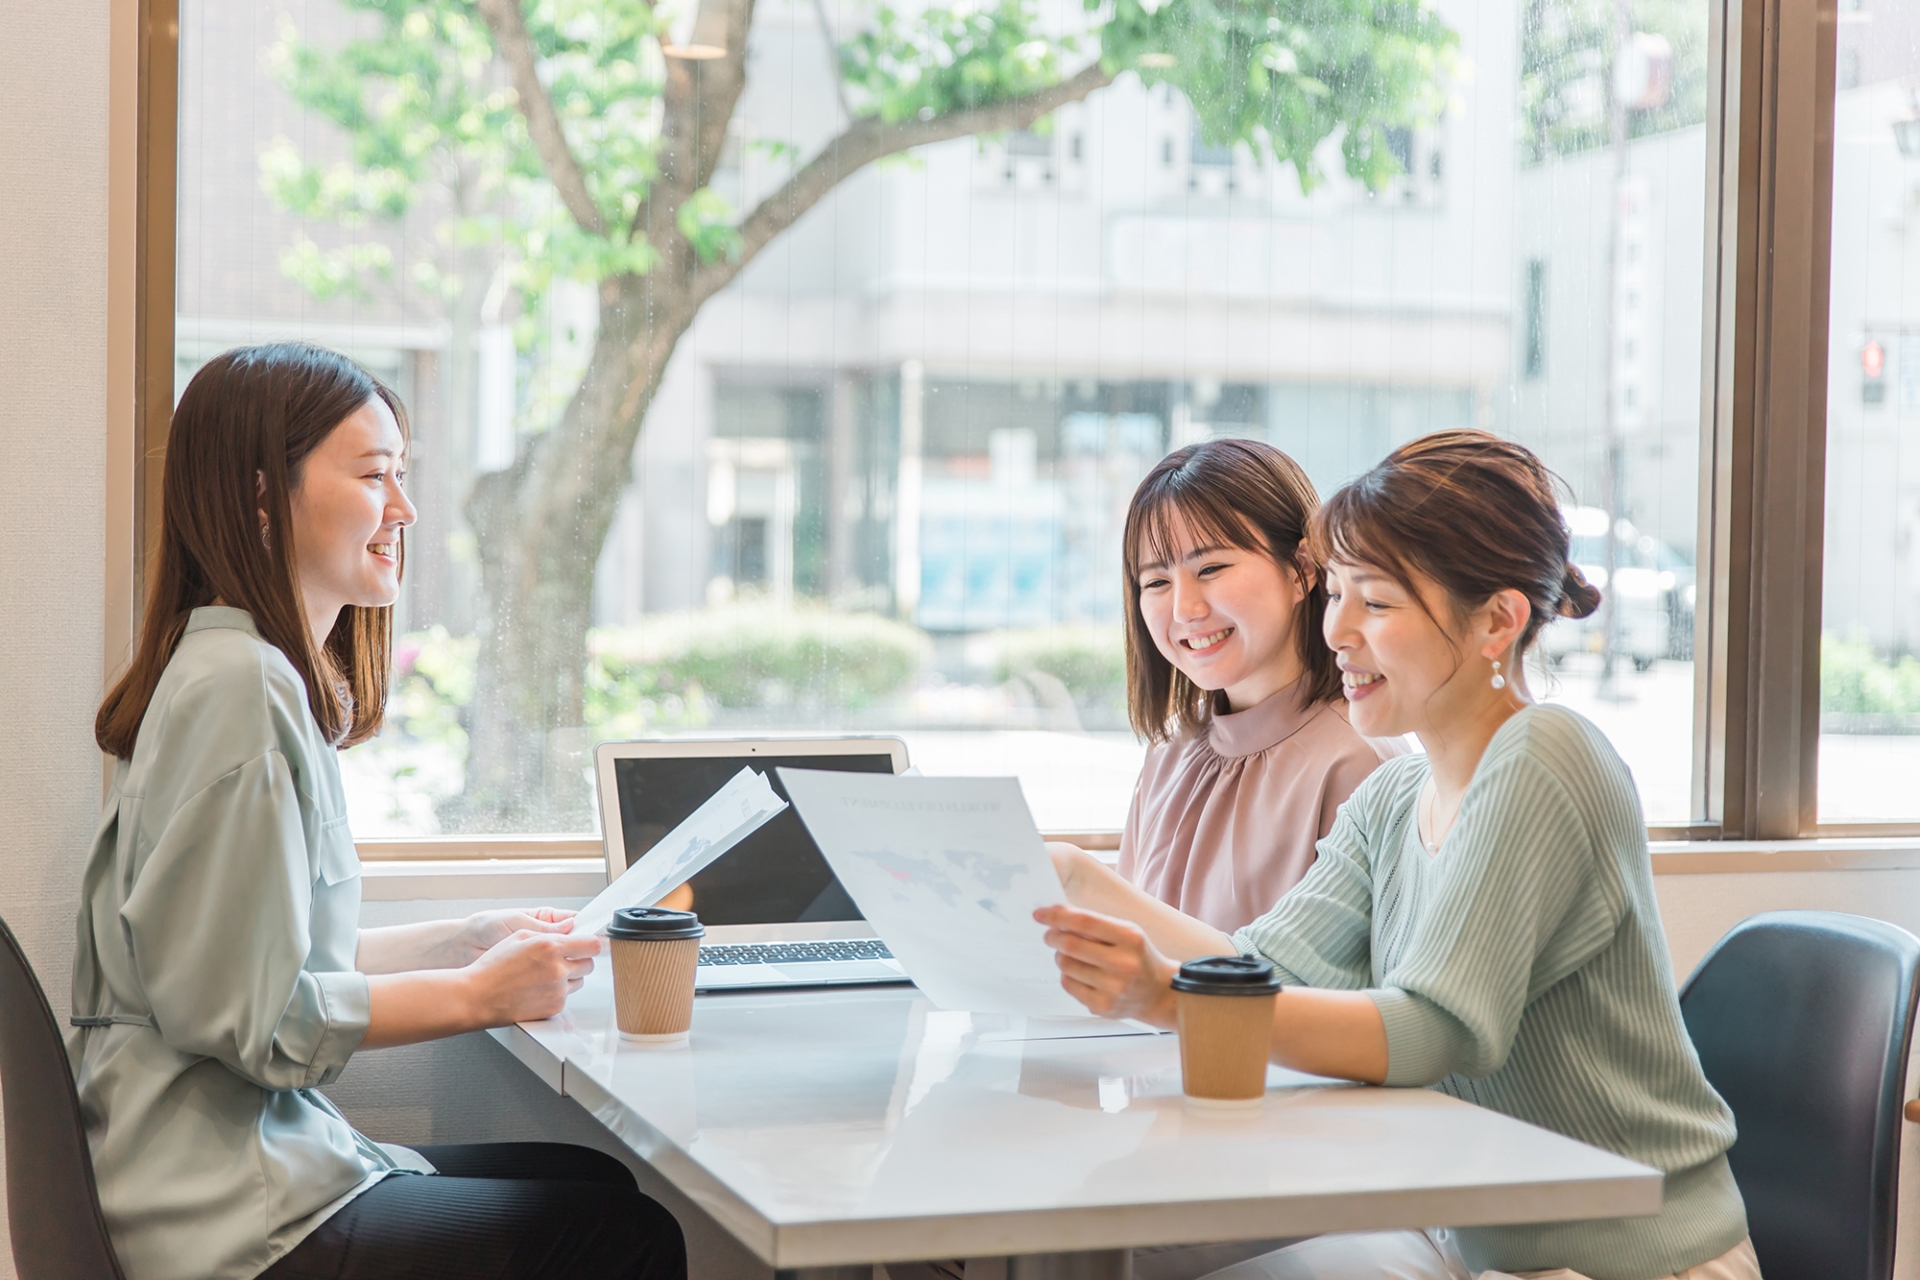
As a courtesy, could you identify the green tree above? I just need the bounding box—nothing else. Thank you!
[266,0,1457,830]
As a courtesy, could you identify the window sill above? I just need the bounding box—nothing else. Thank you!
[362,858,607,901]
[357,838,1920,900]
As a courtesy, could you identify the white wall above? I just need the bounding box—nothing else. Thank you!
[0,1,112,1277]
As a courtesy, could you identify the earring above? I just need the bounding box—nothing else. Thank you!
[1490,659,1506,691]
[261,521,271,550]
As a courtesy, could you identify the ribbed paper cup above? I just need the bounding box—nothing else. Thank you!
[1173,956,1281,1109]
[607,907,705,1044]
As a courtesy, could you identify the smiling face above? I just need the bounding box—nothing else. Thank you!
[285,397,415,644]
[1134,513,1308,713]
[1323,558,1532,740]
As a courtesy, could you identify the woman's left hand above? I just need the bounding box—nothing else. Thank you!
[1033,904,1181,1028]
[456,908,576,965]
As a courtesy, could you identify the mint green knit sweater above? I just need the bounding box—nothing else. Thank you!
[1233,704,1747,1280]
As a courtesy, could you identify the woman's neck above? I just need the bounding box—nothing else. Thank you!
[1418,686,1529,798]
[1221,648,1305,713]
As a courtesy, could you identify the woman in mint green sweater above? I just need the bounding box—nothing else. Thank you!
[1041,430,1754,1280]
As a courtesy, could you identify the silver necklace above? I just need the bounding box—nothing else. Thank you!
[1421,781,1457,853]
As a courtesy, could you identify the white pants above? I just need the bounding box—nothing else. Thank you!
[1182,1232,1762,1280]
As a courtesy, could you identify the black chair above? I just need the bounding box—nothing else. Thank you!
[0,914,126,1278]
[1680,909,1920,1280]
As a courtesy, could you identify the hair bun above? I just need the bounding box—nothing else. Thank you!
[1559,562,1603,619]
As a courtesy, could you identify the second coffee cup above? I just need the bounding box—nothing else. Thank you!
[1173,955,1282,1109]
[607,906,706,1044]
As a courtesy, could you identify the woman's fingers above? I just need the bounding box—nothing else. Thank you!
[1034,903,1142,946]
[1035,904,1178,1027]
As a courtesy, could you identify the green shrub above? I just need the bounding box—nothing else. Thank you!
[1821,631,1920,716]
[990,625,1128,724]
[390,609,926,748]
[390,626,476,752]
[590,605,925,721]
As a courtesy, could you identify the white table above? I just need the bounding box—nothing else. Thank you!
[493,973,1661,1278]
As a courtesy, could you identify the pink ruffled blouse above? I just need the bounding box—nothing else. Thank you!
[1118,681,1400,934]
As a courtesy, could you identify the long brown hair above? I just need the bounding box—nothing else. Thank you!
[97,343,407,758]
[1122,439,1342,743]
[1311,429,1602,666]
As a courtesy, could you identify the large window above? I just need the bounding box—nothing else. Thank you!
[176,0,1712,840]
[1820,0,1920,824]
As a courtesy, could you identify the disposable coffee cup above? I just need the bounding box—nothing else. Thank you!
[607,907,705,1044]
[1173,955,1282,1109]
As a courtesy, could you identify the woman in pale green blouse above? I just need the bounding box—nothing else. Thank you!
[1040,432,1757,1280]
[72,344,685,1280]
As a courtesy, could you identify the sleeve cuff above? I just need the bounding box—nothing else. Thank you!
[1368,986,1472,1087]
[306,970,372,1087]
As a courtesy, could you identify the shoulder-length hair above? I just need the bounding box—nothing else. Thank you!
[96,343,407,758]
[1122,438,1342,743]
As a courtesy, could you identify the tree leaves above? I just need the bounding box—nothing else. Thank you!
[1100,0,1457,190]
[840,0,1072,124]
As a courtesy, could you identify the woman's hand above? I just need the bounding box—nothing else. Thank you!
[461,928,604,1027]
[358,908,577,975]
[362,922,602,1048]
[454,907,575,965]
[1034,904,1181,1028]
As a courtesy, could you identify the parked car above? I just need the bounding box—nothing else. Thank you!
[1541,507,1696,670]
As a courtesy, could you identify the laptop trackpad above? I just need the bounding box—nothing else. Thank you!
[772,960,905,983]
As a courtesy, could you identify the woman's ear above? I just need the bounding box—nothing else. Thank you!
[1480,588,1532,660]
[1293,551,1318,594]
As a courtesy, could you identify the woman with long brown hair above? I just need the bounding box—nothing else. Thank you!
[1040,431,1755,1280]
[72,344,685,1280]
[1051,439,1395,934]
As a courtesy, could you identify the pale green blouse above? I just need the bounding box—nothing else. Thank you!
[68,608,420,1280]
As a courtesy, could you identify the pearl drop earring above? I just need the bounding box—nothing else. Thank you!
[1490,659,1506,691]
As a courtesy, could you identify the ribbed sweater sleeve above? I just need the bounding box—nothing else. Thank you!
[1367,750,1627,1085]
[1233,765,1408,989]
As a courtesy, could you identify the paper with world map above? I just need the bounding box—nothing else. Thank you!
[777,769,1090,1018]
[574,766,787,938]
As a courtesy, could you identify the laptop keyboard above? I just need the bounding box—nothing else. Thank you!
[698,939,896,967]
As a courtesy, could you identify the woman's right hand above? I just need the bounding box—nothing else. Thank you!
[462,928,604,1026]
[1034,904,1180,1028]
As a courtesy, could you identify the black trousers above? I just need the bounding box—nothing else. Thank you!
[260,1142,687,1280]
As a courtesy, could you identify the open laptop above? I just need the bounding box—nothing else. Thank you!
[593,737,915,992]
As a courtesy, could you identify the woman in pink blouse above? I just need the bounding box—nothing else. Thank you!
[1059,440,1397,934]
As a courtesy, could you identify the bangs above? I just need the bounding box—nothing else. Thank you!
[1312,481,1423,600]
[1127,477,1269,578]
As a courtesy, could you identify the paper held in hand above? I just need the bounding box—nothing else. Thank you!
[777,769,1090,1019]
[573,766,787,937]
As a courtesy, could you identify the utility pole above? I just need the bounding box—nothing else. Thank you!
[1599,13,1669,701]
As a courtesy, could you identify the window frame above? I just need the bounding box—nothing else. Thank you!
[127,0,1872,860]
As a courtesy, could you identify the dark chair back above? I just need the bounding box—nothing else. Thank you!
[0,915,126,1278]
[1680,910,1920,1280]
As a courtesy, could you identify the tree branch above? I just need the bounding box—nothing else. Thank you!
[476,0,609,238]
[691,59,1112,308]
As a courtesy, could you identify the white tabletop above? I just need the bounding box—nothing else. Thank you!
[495,972,1662,1270]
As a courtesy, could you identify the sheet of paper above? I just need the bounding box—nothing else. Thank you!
[574,766,787,937]
[777,769,1090,1019]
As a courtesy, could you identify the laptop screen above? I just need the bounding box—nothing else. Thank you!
[610,752,897,925]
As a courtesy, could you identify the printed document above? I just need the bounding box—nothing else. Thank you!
[777,769,1089,1018]
[574,767,787,937]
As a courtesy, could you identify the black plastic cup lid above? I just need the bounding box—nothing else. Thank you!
[606,907,706,941]
[1171,955,1281,995]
